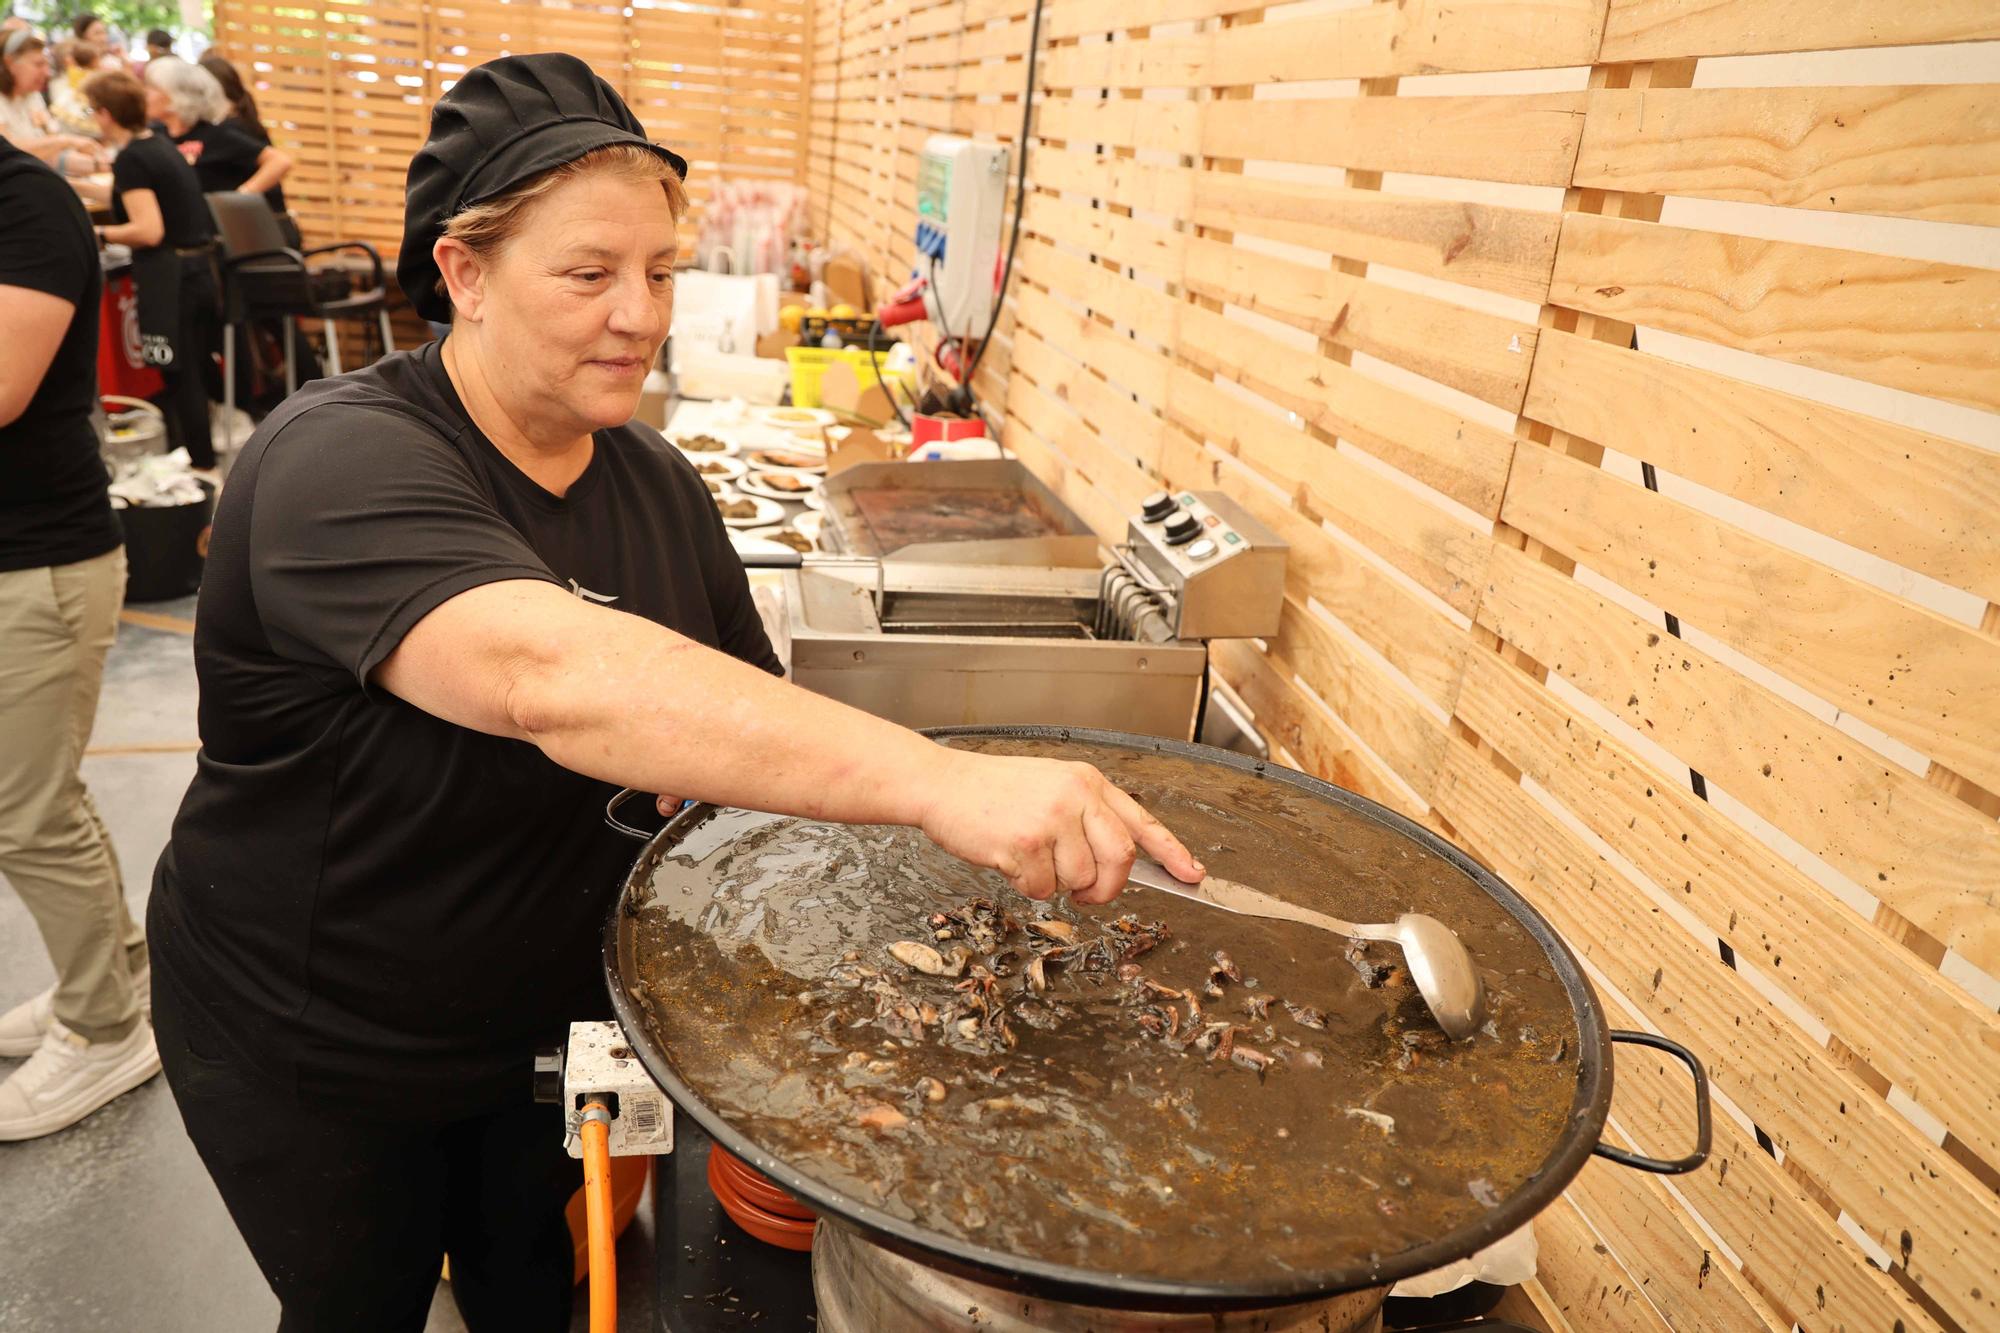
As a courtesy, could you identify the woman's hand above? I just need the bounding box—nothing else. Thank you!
[917,751,1204,904]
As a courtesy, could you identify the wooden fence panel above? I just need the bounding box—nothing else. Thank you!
[213,0,811,280]
[791,3,2000,1329]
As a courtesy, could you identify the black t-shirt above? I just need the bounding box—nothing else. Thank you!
[0,137,120,573]
[170,118,285,214]
[110,132,214,248]
[150,340,782,1115]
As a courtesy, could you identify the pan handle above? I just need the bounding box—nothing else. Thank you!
[605,788,656,842]
[1592,1030,1712,1175]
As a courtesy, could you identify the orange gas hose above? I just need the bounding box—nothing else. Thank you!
[579,1102,617,1333]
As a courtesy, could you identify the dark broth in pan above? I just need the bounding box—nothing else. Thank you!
[626,737,1579,1283]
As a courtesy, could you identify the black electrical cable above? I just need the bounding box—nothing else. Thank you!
[927,253,953,359]
[865,321,910,427]
[960,0,1045,391]
[1192,656,1211,747]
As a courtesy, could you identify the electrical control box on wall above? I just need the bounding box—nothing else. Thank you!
[915,135,1009,339]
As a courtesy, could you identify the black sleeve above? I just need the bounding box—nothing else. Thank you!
[0,166,92,306]
[202,123,260,191]
[248,406,564,689]
[699,495,785,676]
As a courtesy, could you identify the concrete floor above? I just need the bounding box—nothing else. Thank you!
[0,594,657,1332]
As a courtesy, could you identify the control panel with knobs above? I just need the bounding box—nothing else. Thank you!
[1123,489,1286,640]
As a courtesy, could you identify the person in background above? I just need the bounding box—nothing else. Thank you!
[0,130,156,1142]
[69,12,115,69]
[142,26,170,63]
[1,29,101,172]
[46,38,98,136]
[198,50,266,143]
[82,68,219,471]
[146,54,289,212]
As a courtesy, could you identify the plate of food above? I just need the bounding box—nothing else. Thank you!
[672,431,739,457]
[699,474,737,499]
[791,510,823,544]
[714,493,786,528]
[751,405,834,436]
[740,525,816,554]
[686,453,747,482]
[735,469,821,502]
[744,446,827,475]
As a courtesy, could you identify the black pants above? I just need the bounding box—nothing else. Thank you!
[159,264,219,468]
[152,973,578,1332]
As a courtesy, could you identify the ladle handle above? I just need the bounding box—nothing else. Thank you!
[1592,1030,1713,1175]
[1125,859,1367,939]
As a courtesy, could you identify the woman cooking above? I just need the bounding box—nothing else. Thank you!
[145,52,1199,1333]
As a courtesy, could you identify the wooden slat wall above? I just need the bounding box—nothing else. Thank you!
[210,0,811,268]
[803,2,2000,1328]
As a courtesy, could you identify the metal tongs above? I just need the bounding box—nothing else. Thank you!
[1126,859,1489,1041]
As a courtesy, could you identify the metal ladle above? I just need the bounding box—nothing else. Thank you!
[1125,859,1489,1041]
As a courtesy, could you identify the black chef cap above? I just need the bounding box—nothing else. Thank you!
[399,52,689,323]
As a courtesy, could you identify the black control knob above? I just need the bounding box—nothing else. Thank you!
[1163,511,1201,546]
[1140,490,1176,522]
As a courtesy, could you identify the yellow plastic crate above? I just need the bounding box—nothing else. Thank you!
[785,345,911,409]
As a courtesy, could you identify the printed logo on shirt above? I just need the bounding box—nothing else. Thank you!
[567,579,618,605]
[177,140,203,165]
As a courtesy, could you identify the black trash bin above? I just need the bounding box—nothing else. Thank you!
[117,482,215,603]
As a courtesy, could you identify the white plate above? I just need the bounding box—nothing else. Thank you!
[671,432,740,457]
[736,469,822,503]
[742,445,827,475]
[741,524,817,554]
[697,475,739,500]
[801,489,827,513]
[714,493,786,528]
[751,405,835,435]
[686,454,747,482]
[791,510,823,542]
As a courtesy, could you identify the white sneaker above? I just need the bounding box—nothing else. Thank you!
[0,1018,161,1141]
[0,963,151,1059]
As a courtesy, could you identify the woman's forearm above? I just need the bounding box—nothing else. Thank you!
[517,609,946,826]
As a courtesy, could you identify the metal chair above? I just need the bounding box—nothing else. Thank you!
[204,191,395,415]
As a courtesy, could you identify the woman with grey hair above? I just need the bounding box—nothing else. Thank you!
[143,53,288,209]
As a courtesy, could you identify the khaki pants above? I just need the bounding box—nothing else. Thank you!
[0,547,146,1043]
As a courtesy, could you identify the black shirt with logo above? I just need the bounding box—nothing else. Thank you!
[150,339,781,1115]
[169,118,286,214]
[0,136,120,573]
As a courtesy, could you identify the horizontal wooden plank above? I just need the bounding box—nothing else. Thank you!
[1549,213,2000,414]
[1601,0,2000,60]
[1504,443,2000,792]
[1561,1151,1789,1333]
[1522,329,2000,605]
[1203,93,1588,186]
[1263,596,1450,799]
[1036,94,1201,156]
[1184,236,1538,411]
[1191,174,1562,305]
[1473,540,2000,972]
[1168,331,1496,617]
[1159,426,1473,711]
[1532,1194,1673,1333]
[1575,84,2000,225]
[1456,644,2000,1170]
[1171,291,1518,518]
[1039,0,1604,88]
[1588,970,1943,1332]
[1431,731,2000,1333]
[1210,638,1430,821]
